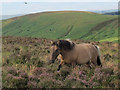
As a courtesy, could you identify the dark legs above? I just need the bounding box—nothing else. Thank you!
[57,64,62,71]
[86,61,92,69]
[97,56,102,67]
[57,60,64,71]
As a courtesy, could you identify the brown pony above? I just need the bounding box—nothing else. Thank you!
[49,39,102,71]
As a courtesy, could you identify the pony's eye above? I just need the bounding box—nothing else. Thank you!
[56,49,58,52]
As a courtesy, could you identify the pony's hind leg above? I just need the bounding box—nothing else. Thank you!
[86,61,92,69]
[91,58,97,67]
[97,56,102,67]
[91,56,102,67]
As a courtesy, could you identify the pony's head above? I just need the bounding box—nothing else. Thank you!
[49,39,75,64]
[49,41,60,64]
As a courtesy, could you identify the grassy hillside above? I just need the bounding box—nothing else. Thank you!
[2,11,118,42]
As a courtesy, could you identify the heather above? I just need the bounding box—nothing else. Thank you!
[2,36,119,88]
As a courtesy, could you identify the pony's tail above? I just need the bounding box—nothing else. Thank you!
[94,45,102,66]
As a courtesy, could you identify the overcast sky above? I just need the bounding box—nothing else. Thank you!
[0,0,119,2]
[2,1,118,15]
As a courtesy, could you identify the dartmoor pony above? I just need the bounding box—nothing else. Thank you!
[49,39,102,71]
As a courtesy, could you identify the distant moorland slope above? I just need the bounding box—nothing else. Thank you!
[2,11,118,42]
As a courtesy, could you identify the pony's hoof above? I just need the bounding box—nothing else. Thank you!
[57,70,60,72]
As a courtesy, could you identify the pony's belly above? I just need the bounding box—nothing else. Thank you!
[64,59,73,64]
[77,57,90,64]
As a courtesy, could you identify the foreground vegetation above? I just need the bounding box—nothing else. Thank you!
[2,11,118,42]
[2,36,119,88]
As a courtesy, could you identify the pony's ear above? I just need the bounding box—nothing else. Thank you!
[56,41,60,46]
[51,40,59,46]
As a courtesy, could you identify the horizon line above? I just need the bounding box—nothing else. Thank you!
[1,9,118,16]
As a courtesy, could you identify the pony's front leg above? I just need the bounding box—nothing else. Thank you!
[57,60,64,71]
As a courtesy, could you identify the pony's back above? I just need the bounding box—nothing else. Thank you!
[74,43,99,64]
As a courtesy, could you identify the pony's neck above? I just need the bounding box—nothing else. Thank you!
[60,50,67,59]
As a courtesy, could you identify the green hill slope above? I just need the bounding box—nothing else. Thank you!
[2,11,118,42]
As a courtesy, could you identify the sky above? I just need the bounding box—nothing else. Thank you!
[0,0,119,2]
[2,1,118,15]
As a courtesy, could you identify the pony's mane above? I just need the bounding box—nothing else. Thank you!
[58,39,75,50]
[51,39,75,50]
[65,39,73,44]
